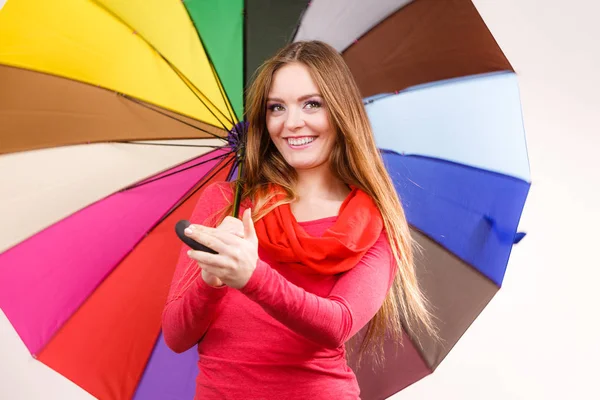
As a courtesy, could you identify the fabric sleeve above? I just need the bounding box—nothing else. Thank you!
[162,182,233,353]
[239,232,396,349]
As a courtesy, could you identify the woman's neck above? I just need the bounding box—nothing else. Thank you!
[294,165,349,202]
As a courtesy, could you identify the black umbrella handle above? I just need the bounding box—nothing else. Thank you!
[175,220,217,254]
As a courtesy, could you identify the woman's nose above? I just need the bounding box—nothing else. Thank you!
[285,107,305,130]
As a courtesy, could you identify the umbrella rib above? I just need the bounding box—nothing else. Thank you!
[89,0,234,131]
[289,1,312,44]
[242,0,248,110]
[164,60,232,131]
[226,157,239,181]
[120,94,228,141]
[118,141,229,149]
[121,151,231,191]
[208,58,237,125]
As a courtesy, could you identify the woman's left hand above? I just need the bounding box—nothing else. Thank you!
[185,208,259,289]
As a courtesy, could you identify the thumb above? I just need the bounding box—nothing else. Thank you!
[243,208,257,242]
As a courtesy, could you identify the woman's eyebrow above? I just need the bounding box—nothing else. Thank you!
[267,94,322,102]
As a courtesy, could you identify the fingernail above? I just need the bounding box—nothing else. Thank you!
[185,227,193,235]
[187,250,192,256]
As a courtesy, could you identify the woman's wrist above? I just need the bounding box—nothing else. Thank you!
[239,259,268,294]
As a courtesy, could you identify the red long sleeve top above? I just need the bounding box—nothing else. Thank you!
[162,182,395,399]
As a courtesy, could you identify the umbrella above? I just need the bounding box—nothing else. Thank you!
[0,1,530,400]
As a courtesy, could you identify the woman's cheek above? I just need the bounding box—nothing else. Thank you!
[266,118,282,137]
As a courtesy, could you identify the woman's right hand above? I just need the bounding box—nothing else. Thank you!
[199,216,244,287]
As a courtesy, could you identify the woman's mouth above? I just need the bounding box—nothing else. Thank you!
[286,136,316,148]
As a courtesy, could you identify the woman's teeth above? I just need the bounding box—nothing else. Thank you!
[287,137,315,146]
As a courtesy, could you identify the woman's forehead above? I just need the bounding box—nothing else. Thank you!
[268,63,320,98]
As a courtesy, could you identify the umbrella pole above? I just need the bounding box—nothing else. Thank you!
[232,150,244,218]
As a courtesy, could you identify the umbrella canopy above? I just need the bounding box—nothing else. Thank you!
[0,1,530,399]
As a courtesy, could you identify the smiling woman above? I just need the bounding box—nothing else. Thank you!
[265,65,336,174]
[264,63,347,221]
[161,40,438,400]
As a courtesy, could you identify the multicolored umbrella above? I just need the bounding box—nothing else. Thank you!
[0,1,530,399]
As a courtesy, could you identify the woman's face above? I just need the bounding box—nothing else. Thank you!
[266,63,336,173]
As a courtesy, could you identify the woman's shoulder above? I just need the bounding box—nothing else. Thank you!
[189,181,234,225]
[201,180,235,201]
[202,181,253,207]
[191,181,254,224]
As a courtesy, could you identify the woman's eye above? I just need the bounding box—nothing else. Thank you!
[305,100,322,109]
[267,104,284,112]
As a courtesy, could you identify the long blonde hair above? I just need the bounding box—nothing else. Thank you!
[225,41,438,364]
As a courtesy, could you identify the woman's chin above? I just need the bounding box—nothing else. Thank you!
[286,160,328,173]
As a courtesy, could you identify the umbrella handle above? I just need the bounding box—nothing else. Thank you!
[175,220,218,254]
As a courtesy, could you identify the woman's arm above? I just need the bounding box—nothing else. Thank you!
[161,182,232,353]
[239,232,396,349]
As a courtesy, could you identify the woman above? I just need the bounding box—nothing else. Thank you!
[162,40,436,399]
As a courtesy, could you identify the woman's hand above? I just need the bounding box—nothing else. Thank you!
[200,216,245,287]
[188,216,244,287]
[185,209,259,289]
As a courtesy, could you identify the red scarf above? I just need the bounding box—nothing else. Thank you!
[253,186,384,275]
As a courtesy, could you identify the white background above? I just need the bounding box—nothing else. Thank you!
[1,0,599,399]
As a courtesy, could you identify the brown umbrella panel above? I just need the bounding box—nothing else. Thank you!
[296,0,512,97]
[0,65,228,155]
